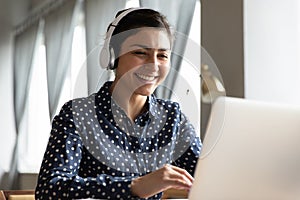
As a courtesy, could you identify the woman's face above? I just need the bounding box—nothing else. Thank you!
[114,28,171,97]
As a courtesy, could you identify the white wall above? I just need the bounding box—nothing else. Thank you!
[244,0,300,105]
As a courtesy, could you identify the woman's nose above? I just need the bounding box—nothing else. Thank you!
[145,54,159,71]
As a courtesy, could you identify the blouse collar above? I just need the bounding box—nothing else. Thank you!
[97,81,160,119]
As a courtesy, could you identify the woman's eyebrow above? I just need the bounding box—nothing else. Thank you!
[130,44,170,51]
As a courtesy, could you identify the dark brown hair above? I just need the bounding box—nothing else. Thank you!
[108,8,174,69]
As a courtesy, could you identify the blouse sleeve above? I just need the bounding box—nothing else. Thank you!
[35,101,139,200]
[172,112,202,176]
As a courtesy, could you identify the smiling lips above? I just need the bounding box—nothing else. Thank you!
[136,73,158,82]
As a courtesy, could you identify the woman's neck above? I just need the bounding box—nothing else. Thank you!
[110,81,147,122]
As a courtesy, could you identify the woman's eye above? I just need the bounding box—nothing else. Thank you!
[158,54,169,59]
[133,51,147,56]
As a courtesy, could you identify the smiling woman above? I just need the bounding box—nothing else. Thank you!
[110,28,171,121]
[35,7,201,200]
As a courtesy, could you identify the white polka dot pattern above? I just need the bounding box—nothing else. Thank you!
[35,81,202,199]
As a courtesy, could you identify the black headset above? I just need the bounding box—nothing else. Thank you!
[99,7,142,70]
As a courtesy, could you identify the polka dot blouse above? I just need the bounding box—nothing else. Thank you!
[35,81,202,200]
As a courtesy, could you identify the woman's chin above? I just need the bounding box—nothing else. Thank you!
[134,85,156,96]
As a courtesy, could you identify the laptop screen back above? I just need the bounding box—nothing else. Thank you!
[189,97,300,200]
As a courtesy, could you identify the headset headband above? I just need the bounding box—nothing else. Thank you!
[100,7,144,69]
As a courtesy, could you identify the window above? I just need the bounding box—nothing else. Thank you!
[19,23,51,173]
[172,1,201,136]
[57,9,88,116]
[20,10,88,173]
[126,0,140,8]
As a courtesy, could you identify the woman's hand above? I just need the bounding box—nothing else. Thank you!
[131,164,194,198]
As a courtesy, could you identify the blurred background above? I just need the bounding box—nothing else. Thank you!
[1,0,300,191]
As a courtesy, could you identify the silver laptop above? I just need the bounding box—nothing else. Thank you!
[189,97,300,200]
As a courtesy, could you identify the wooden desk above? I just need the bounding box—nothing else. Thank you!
[0,189,186,199]
[0,190,35,200]
[162,188,188,199]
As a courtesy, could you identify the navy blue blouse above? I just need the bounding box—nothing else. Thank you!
[35,81,202,199]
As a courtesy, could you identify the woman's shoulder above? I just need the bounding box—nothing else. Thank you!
[61,81,112,111]
[58,93,97,116]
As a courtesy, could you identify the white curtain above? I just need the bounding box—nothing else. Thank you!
[9,21,40,189]
[84,0,126,94]
[140,0,197,99]
[44,0,82,120]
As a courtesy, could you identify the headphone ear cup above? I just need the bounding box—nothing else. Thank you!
[99,46,110,69]
[108,47,116,70]
[100,45,116,70]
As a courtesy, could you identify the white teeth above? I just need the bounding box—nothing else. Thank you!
[137,73,156,81]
